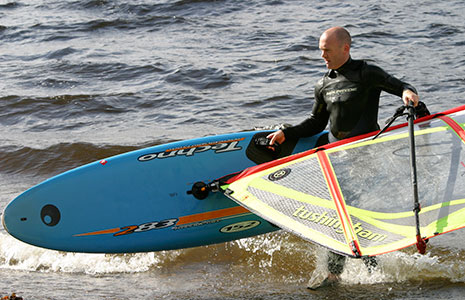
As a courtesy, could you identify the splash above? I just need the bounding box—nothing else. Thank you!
[341,249,465,285]
[0,232,177,274]
[2,228,465,286]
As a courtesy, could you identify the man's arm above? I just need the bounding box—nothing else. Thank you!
[365,63,420,106]
[267,92,329,145]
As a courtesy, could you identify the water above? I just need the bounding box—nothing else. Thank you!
[1,0,465,299]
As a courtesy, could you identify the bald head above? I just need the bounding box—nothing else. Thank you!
[319,27,351,69]
[322,26,352,47]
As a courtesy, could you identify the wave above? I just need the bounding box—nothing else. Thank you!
[78,15,188,33]
[1,230,464,285]
[2,2,193,44]
[0,1,19,9]
[165,66,232,90]
[0,93,150,128]
[0,231,163,274]
[0,142,143,177]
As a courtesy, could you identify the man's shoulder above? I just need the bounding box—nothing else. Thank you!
[349,58,383,73]
[349,58,366,68]
[353,59,386,72]
[354,59,390,80]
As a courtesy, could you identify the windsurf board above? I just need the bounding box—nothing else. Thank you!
[2,130,324,253]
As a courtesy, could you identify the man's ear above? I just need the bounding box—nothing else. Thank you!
[343,43,350,53]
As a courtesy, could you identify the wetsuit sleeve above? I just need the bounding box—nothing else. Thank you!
[364,64,417,96]
[282,84,329,140]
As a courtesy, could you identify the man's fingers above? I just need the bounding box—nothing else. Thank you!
[267,131,280,145]
[270,135,277,145]
[403,90,420,107]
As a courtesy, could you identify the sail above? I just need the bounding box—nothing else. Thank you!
[224,105,465,257]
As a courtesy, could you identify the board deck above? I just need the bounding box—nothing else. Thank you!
[2,130,324,253]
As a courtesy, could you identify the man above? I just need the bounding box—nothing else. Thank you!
[266,27,420,288]
[268,26,419,147]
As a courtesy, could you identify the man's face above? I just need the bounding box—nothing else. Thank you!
[319,34,349,70]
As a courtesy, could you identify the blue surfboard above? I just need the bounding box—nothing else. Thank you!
[2,130,324,253]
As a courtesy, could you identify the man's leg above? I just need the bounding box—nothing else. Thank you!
[327,251,346,275]
[362,256,378,273]
[307,251,346,290]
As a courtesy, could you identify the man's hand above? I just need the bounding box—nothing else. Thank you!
[402,89,419,107]
[266,130,286,146]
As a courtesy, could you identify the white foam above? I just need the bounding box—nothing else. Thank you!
[2,228,465,284]
[342,250,465,285]
[0,231,174,274]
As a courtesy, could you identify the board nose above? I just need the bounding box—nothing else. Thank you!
[2,203,17,235]
[2,199,64,249]
[2,201,23,235]
[1,209,6,232]
[2,198,44,239]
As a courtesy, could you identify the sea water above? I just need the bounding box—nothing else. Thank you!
[1,1,465,299]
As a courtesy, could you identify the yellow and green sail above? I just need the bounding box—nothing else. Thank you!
[225,106,465,257]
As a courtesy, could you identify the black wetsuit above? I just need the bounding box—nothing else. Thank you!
[283,57,417,276]
[283,57,417,144]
